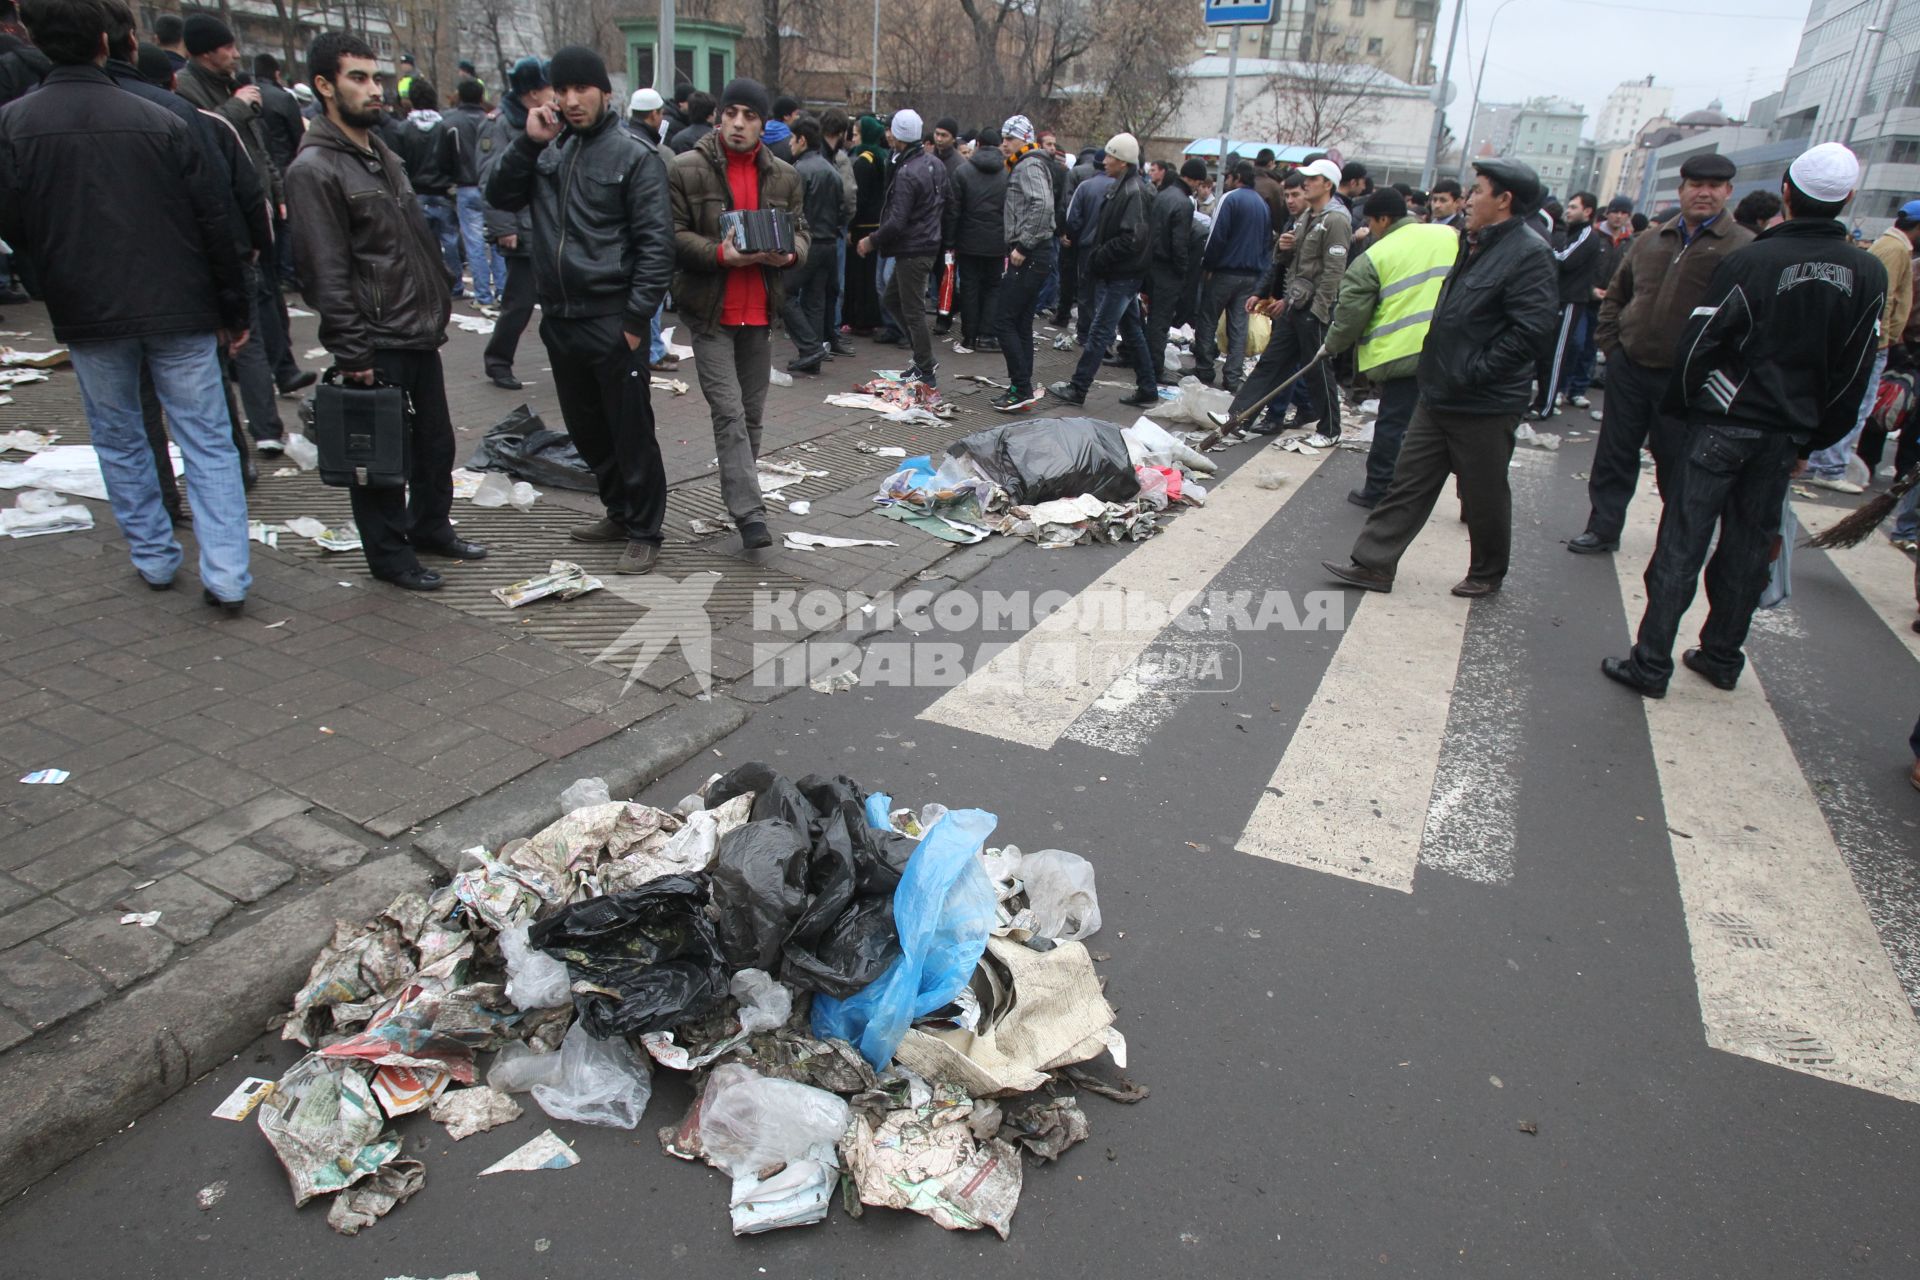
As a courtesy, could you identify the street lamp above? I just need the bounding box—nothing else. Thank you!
[1456,0,1523,183]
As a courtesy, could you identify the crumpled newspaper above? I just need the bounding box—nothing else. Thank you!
[491,559,604,609]
[840,1085,1022,1238]
[326,1158,423,1234]
[255,1054,400,1207]
[282,890,469,1046]
[428,1086,522,1141]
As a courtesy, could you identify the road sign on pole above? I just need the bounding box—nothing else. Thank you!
[1205,0,1275,24]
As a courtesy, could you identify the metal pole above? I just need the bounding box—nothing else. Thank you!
[870,0,880,114]
[1839,0,1897,147]
[658,0,675,91]
[1458,0,1520,183]
[1216,26,1241,180]
[1422,0,1466,188]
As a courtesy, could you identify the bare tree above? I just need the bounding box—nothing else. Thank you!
[1257,18,1387,149]
[1060,0,1192,142]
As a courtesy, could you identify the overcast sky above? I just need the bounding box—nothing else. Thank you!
[1436,0,1814,138]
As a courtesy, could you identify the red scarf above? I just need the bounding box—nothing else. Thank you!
[720,143,768,328]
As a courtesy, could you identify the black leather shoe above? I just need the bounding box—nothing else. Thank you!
[277,369,318,394]
[240,454,258,491]
[1346,490,1379,509]
[201,587,243,616]
[1047,380,1086,405]
[1681,648,1739,690]
[829,340,857,356]
[787,357,824,375]
[143,574,174,591]
[1119,388,1159,407]
[1323,559,1392,592]
[417,536,489,561]
[1450,577,1501,598]
[489,371,523,390]
[375,566,445,591]
[740,520,774,550]
[1567,531,1618,555]
[1600,656,1666,698]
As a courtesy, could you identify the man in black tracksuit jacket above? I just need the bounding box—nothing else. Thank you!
[485,46,674,574]
[1603,145,1887,698]
[1536,191,1606,412]
[1144,160,1193,385]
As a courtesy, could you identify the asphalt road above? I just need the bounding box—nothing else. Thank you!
[3,412,1917,1278]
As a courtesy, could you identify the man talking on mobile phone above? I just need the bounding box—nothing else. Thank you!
[286,29,488,591]
[484,45,675,574]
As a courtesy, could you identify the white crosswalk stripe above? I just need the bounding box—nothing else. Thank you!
[1233,507,1472,893]
[917,444,1325,749]
[1610,495,1920,1105]
[1790,501,1920,665]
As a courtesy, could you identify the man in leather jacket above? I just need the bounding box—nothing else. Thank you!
[486,45,675,576]
[477,56,551,389]
[287,30,488,592]
[1325,157,1558,599]
[1049,132,1158,409]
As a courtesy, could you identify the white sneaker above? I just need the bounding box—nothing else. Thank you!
[952,340,974,355]
[1206,409,1231,428]
[1305,433,1339,449]
[1806,475,1864,494]
[256,438,285,456]
[1569,395,1591,408]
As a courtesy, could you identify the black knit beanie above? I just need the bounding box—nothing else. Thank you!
[183,13,234,56]
[547,45,611,93]
[720,76,771,122]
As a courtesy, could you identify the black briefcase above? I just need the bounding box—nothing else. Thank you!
[312,368,409,488]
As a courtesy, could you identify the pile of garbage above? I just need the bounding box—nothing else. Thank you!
[825,376,957,427]
[873,416,1216,549]
[251,765,1140,1239]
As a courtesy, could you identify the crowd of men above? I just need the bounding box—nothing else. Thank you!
[0,0,1914,735]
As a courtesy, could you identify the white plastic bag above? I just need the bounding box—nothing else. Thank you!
[1020,848,1101,941]
[487,1040,567,1093]
[1148,376,1230,428]
[730,969,793,1034]
[699,1064,850,1178]
[1844,451,1870,489]
[559,776,612,810]
[282,432,319,471]
[530,1020,653,1128]
[501,921,571,1010]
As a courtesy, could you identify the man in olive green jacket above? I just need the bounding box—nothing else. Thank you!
[666,77,807,550]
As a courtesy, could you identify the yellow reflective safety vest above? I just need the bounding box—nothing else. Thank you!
[1355,223,1459,375]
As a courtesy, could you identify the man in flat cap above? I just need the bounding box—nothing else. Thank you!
[1566,151,1751,554]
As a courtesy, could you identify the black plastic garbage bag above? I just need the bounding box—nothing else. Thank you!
[710,818,812,972]
[701,765,914,999]
[948,417,1141,505]
[465,404,598,492]
[527,875,729,1037]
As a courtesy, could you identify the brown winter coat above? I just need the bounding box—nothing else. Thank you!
[666,130,809,337]
[1594,214,1753,370]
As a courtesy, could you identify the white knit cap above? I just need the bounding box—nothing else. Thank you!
[1104,132,1140,165]
[1787,142,1860,203]
[1002,114,1035,144]
[890,108,923,143]
[629,87,664,113]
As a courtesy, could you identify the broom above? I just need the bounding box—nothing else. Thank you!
[1804,465,1918,549]
[1193,348,1330,451]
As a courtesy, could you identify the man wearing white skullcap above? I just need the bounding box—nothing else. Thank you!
[1601,141,1888,700]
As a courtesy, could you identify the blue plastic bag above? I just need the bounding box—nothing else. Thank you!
[811,807,998,1067]
[1759,494,1795,610]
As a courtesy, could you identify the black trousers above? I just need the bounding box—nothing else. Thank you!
[1357,375,1420,502]
[1144,264,1182,382]
[1627,422,1801,685]
[483,255,535,377]
[957,253,1002,345]
[779,239,836,359]
[1351,399,1519,583]
[351,349,457,577]
[1232,308,1338,435]
[995,247,1051,392]
[540,313,666,544]
[1583,350,1685,543]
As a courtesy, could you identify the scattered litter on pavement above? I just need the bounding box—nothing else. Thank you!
[120,910,162,927]
[689,515,735,536]
[0,429,56,452]
[651,376,690,395]
[282,432,319,470]
[0,494,90,538]
[288,306,316,318]
[479,1129,579,1175]
[491,560,604,608]
[251,763,1138,1239]
[783,532,898,550]
[451,315,496,335]
[1515,422,1561,450]
[303,346,329,360]
[768,369,794,386]
[661,326,694,360]
[196,1181,227,1210]
[856,444,908,458]
[787,499,811,515]
[431,1087,523,1140]
[211,1077,275,1120]
[448,468,486,499]
[0,443,126,500]
[809,670,860,694]
[1518,1119,1539,1134]
[0,346,68,367]
[467,406,597,491]
[470,472,540,510]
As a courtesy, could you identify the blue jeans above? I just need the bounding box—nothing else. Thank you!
[649,302,667,364]
[418,194,463,296]
[1070,276,1154,395]
[456,187,504,304]
[68,332,251,600]
[1806,348,1888,478]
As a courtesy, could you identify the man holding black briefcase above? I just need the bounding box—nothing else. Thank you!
[286,29,487,591]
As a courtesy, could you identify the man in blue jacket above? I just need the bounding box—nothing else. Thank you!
[1192,161,1271,393]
